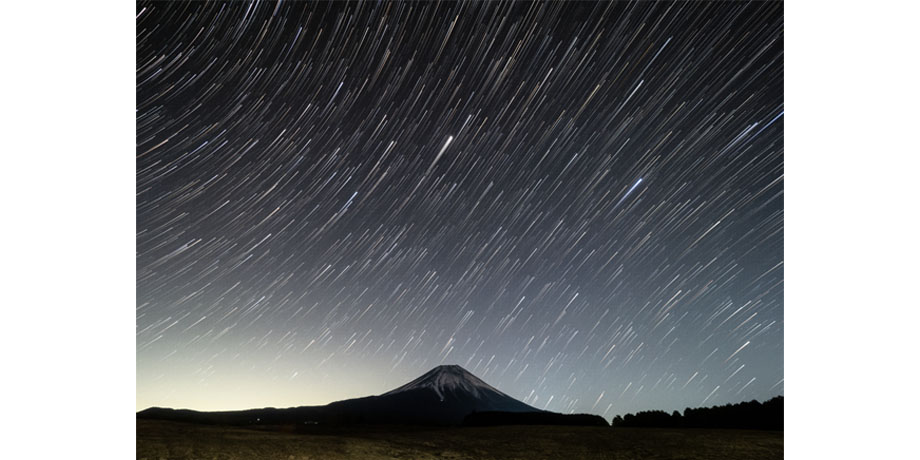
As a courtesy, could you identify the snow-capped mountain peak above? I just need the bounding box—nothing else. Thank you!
[382,364,505,401]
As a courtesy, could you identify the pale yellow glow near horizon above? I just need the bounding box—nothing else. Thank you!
[136,367,409,412]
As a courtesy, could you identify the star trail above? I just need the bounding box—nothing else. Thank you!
[136,1,783,417]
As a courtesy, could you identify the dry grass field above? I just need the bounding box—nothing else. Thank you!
[137,419,782,460]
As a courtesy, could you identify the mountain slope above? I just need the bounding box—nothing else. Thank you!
[138,364,541,425]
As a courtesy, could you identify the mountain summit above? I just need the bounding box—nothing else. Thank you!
[384,364,511,401]
[138,364,541,426]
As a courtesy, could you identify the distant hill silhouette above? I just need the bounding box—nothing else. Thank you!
[138,364,542,426]
[464,411,609,427]
[611,396,783,430]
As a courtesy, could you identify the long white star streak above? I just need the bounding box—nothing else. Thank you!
[613,178,644,210]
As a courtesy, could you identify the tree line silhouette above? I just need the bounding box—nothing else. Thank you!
[611,396,782,430]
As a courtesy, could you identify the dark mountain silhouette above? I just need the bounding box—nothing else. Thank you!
[324,364,542,424]
[138,364,542,426]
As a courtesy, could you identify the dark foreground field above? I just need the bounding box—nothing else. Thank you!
[137,419,782,460]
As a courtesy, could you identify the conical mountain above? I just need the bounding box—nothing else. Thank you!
[324,364,541,424]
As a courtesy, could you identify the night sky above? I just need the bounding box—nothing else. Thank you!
[136,1,783,418]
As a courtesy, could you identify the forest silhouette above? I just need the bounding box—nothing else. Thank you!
[611,396,783,430]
